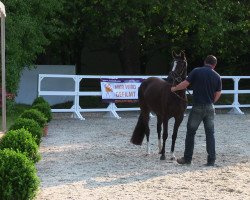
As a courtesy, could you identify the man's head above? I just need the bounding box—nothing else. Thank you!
[204,55,217,68]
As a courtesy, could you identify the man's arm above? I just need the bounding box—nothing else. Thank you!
[171,80,190,92]
[214,91,221,103]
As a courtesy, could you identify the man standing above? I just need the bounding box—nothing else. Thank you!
[171,55,222,166]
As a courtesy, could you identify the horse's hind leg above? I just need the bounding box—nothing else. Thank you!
[170,116,184,160]
[142,110,151,155]
[160,119,169,160]
[157,115,162,154]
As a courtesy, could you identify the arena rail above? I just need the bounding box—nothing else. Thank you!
[38,75,250,120]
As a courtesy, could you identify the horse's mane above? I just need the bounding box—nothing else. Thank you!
[164,76,174,85]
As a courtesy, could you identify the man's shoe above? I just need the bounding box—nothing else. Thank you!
[177,157,191,165]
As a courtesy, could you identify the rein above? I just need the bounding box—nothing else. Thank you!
[171,74,192,103]
[170,72,188,103]
[172,87,188,103]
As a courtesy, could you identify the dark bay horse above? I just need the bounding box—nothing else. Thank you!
[131,51,188,160]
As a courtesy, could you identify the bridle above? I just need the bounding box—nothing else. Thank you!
[169,58,187,85]
[169,58,189,102]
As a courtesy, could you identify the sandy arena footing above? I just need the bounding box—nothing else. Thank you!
[36,112,250,200]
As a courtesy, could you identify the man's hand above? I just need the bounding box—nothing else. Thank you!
[214,91,221,103]
[171,80,190,92]
[171,87,176,92]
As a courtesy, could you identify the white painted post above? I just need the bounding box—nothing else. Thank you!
[106,103,121,119]
[74,76,84,120]
[38,75,43,98]
[0,2,6,132]
[228,77,244,114]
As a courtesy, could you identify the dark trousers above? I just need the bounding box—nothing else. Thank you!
[184,104,216,163]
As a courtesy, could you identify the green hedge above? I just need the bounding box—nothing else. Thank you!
[0,149,40,200]
[20,109,47,128]
[9,118,42,145]
[32,96,49,106]
[32,103,52,123]
[0,129,41,163]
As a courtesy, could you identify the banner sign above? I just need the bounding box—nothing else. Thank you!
[100,78,143,103]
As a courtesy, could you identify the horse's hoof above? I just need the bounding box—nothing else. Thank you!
[160,155,166,160]
[170,157,176,161]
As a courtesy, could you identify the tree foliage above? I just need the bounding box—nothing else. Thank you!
[181,0,250,74]
[2,0,250,93]
[2,0,63,93]
[49,0,249,74]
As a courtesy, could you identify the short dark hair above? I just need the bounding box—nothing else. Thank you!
[205,55,217,66]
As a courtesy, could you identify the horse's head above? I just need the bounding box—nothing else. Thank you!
[169,50,187,83]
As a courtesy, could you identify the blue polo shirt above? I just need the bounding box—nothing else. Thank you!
[186,65,222,105]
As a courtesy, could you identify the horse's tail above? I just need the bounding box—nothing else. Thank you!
[130,83,148,145]
[130,113,146,145]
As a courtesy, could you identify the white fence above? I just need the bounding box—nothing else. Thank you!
[38,75,250,120]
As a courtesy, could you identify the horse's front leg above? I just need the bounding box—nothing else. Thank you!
[145,129,150,155]
[160,119,168,160]
[170,116,184,160]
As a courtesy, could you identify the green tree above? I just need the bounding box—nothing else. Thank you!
[77,0,250,74]
[38,0,97,74]
[181,0,250,74]
[40,0,171,74]
[2,0,63,93]
[38,0,250,75]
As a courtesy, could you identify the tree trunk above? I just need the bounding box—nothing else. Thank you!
[118,28,141,75]
[74,46,82,74]
[139,54,149,75]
